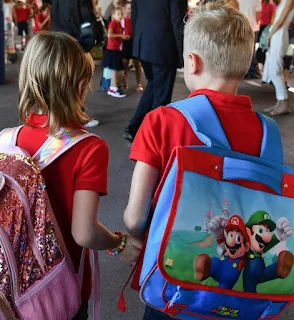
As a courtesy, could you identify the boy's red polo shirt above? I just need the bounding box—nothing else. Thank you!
[17,114,109,302]
[130,89,263,179]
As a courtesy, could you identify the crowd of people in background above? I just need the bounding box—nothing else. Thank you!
[1,1,294,320]
[4,0,51,63]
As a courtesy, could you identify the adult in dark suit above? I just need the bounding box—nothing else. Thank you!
[124,0,187,143]
[50,0,100,128]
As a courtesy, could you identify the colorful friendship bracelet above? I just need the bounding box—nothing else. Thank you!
[106,232,127,256]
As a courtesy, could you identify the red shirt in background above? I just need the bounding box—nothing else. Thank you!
[34,12,44,32]
[15,7,30,23]
[107,19,123,51]
[17,114,109,302]
[130,89,263,179]
[261,2,275,25]
[34,12,50,32]
[124,16,132,37]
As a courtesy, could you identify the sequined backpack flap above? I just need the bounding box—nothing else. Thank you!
[0,126,99,320]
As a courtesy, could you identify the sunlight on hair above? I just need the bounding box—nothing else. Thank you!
[184,2,254,79]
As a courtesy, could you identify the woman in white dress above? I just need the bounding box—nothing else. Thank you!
[262,0,294,115]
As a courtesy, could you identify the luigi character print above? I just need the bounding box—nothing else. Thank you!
[194,211,294,294]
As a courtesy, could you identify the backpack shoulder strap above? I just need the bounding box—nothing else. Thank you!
[168,95,284,164]
[32,127,97,170]
[256,113,283,164]
[0,126,24,146]
[168,95,232,150]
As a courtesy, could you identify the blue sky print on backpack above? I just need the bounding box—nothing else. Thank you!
[163,171,294,295]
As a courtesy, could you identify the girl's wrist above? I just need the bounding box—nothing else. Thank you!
[107,232,127,256]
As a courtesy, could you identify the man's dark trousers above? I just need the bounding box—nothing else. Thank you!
[129,61,177,133]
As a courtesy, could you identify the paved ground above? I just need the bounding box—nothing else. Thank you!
[1,62,294,319]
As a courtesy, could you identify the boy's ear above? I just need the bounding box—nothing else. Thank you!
[188,53,201,75]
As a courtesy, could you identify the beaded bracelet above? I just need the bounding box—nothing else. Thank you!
[106,232,127,256]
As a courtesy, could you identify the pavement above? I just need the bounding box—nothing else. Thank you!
[1,62,294,320]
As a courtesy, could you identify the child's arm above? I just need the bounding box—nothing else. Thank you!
[123,161,160,241]
[108,27,128,39]
[39,15,51,29]
[72,190,120,249]
[72,190,142,264]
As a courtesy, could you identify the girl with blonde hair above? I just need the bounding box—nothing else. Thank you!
[16,31,142,319]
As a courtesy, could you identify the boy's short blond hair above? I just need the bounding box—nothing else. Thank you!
[19,31,95,135]
[184,1,254,79]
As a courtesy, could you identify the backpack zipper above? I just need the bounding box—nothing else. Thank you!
[1,172,46,274]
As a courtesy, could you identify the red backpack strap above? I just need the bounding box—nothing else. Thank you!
[117,238,147,312]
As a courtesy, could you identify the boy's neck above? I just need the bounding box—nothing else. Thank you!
[193,76,239,95]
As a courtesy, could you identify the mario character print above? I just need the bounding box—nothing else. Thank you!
[194,215,250,289]
[243,211,294,293]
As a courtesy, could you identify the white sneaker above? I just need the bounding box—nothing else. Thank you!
[84,119,100,128]
[107,89,126,98]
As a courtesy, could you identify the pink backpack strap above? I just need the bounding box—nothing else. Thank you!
[91,250,101,320]
[32,127,96,170]
[77,249,101,319]
[0,126,24,146]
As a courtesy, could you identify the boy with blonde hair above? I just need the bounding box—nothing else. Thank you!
[123,1,262,319]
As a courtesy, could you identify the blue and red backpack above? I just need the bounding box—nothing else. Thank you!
[120,95,294,320]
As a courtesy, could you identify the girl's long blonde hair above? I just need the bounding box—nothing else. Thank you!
[19,31,95,135]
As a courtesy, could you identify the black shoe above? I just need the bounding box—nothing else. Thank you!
[124,126,136,142]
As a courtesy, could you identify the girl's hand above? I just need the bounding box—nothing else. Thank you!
[119,235,143,266]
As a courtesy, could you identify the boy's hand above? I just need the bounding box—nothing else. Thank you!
[122,35,130,40]
[119,235,143,266]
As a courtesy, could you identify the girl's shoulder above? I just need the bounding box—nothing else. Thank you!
[70,134,108,160]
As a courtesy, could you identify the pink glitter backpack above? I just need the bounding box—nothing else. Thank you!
[0,126,101,320]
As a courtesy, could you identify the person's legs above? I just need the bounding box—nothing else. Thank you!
[127,61,154,135]
[108,69,126,98]
[143,306,173,320]
[125,62,177,141]
[110,70,119,88]
[269,55,290,115]
[122,59,129,89]
[246,31,259,78]
[151,64,177,110]
[134,59,143,92]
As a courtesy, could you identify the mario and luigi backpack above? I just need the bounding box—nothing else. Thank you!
[0,126,101,320]
[138,95,294,320]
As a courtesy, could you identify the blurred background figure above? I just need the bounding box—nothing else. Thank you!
[238,0,262,78]
[262,0,294,115]
[50,0,100,127]
[256,0,276,69]
[14,0,31,51]
[124,0,188,144]
[3,0,16,64]
[121,1,143,92]
[33,3,51,33]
